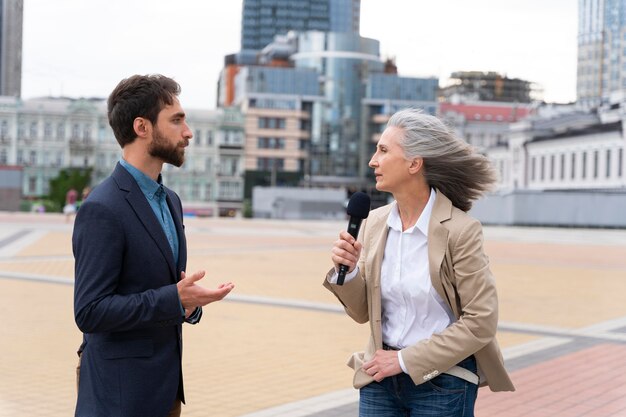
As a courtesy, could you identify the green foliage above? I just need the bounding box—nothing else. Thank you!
[242,199,253,218]
[48,168,92,211]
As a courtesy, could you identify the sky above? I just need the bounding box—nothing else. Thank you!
[22,0,578,109]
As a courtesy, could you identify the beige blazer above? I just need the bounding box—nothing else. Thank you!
[324,190,515,392]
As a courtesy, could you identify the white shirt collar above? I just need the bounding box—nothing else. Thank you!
[387,188,437,236]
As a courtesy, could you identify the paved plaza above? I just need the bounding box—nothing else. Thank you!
[1,211,626,416]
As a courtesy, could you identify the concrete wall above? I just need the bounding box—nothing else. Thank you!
[0,166,22,211]
[252,186,346,220]
[471,190,626,228]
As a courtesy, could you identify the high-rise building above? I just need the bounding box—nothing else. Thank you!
[241,0,360,50]
[0,0,22,97]
[577,0,626,109]
[218,30,439,194]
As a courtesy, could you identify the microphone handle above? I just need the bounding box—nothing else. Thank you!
[337,264,348,285]
[336,216,362,286]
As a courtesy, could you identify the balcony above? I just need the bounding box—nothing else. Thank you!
[69,137,95,152]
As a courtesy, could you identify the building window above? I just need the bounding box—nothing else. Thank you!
[560,154,565,180]
[531,157,536,181]
[44,122,53,140]
[72,124,80,139]
[195,130,202,146]
[30,122,38,139]
[1,120,8,139]
[207,131,213,146]
[582,152,587,179]
[219,181,241,200]
[606,149,611,178]
[83,125,91,140]
[593,150,599,178]
[57,123,65,140]
[257,137,285,149]
[28,176,37,193]
[257,157,284,170]
[258,117,286,129]
[205,157,212,172]
[619,149,623,177]
[550,155,555,180]
[540,156,545,181]
[0,149,6,164]
[219,157,239,176]
[571,153,576,179]
[191,182,200,200]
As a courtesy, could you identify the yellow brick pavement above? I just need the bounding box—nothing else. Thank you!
[0,214,625,416]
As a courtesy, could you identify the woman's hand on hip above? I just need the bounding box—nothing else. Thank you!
[362,350,402,382]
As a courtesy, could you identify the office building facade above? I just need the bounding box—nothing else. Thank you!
[218,30,439,191]
[0,97,245,215]
[241,0,360,50]
[577,0,626,109]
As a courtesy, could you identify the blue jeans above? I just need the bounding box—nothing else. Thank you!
[359,356,478,417]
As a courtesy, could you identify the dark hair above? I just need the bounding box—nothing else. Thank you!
[107,74,181,147]
[387,109,496,212]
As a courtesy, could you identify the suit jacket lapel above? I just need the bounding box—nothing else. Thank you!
[112,164,177,280]
[428,189,452,304]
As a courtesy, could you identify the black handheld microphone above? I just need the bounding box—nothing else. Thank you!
[337,192,371,285]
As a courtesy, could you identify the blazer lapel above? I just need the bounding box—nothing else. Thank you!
[428,189,452,303]
[112,164,177,279]
[368,205,391,291]
[365,205,391,348]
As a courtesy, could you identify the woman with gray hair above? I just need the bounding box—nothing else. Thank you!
[324,109,514,416]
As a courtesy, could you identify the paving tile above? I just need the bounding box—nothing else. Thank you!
[0,213,625,416]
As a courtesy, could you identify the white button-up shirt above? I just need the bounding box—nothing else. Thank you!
[329,189,455,373]
[381,189,454,354]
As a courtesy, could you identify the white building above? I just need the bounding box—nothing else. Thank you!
[486,105,626,193]
[0,96,245,215]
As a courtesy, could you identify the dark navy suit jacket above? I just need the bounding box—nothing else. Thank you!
[73,163,197,417]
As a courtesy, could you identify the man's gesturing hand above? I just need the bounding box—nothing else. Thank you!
[177,270,234,310]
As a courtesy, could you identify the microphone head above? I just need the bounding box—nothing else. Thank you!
[346,192,371,219]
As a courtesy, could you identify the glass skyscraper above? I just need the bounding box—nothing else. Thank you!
[241,0,360,50]
[0,0,22,97]
[577,0,626,108]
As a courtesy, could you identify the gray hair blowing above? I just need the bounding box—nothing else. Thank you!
[387,109,496,212]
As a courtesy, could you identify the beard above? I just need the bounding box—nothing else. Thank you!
[148,127,187,167]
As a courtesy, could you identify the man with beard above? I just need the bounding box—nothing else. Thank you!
[72,74,234,417]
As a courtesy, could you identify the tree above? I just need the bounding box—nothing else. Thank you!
[48,167,92,212]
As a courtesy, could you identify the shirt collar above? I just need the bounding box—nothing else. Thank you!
[119,159,164,201]
[387,188,437,235]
